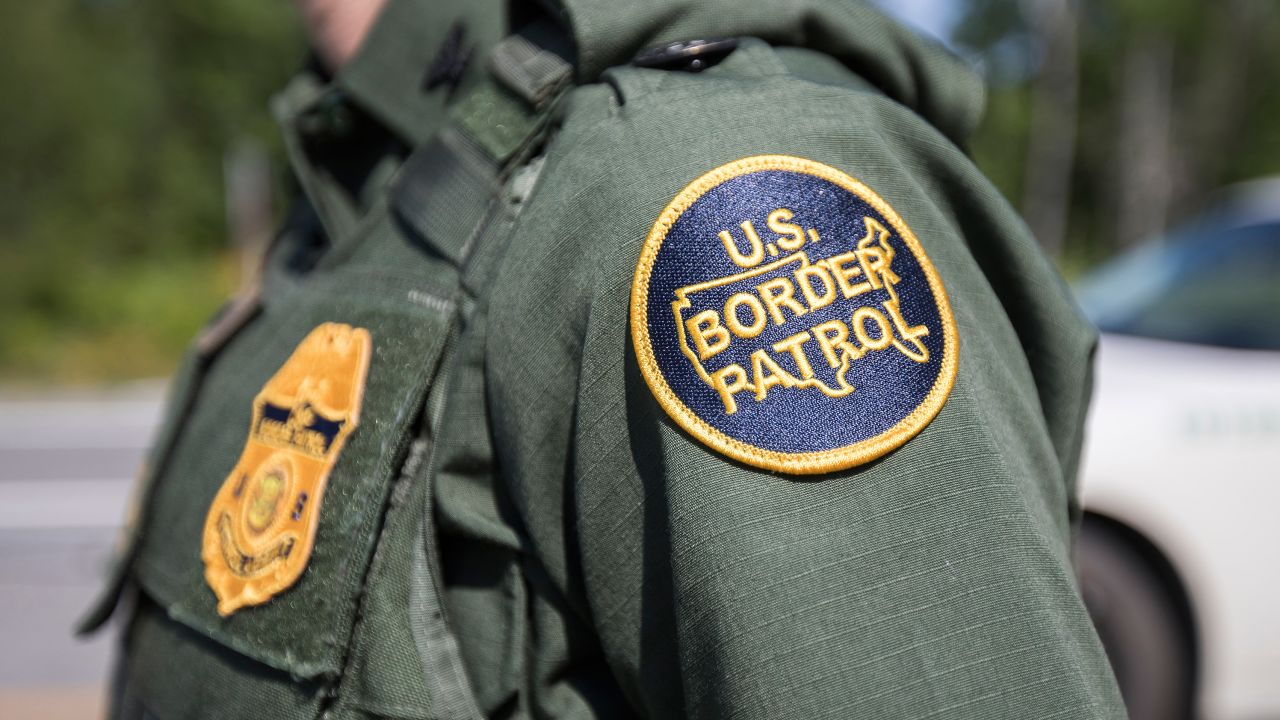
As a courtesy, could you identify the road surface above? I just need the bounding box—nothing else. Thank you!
[0,383,163,719]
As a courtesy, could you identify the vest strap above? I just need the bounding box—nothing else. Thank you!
[391,23,569,266]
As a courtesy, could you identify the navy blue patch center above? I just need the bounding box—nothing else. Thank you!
[631,156,957,474]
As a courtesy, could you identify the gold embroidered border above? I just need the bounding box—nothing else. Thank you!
[629,154,959,475]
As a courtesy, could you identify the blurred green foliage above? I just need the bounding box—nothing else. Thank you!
[959,0,1280,271]
[4,0,1280,384]
[0,0,302,383]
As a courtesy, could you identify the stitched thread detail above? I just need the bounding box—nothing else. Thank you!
[630,154,959,474]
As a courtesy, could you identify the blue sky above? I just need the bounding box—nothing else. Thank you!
[871,0,963,44]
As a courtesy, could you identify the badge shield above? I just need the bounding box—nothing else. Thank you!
[202,322,372,616]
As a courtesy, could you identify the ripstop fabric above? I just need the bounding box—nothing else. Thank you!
[88,0,1125,718]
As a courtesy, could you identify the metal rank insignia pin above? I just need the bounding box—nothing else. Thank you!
[202,322,372,616]
[630,155,958,475]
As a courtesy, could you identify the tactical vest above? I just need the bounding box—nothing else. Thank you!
[80,19,573,720]
[79,1,1130,717]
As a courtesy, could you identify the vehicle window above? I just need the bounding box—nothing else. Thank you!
[1117,223,1280,349]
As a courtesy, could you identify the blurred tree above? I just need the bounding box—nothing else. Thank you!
[955,0,1280,269]
[0,0,302,383]
[1020,0,1078,258]
[4,0,1279,381]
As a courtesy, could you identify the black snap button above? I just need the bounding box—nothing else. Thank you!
[297,91,355,142]
[632,38,740,72]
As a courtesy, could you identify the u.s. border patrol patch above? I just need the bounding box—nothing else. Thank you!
[630,155,958,475]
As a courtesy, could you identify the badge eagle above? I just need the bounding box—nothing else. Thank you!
[202,322,372,616]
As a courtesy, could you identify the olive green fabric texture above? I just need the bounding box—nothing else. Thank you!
[95,0,1124,718]
[473,40,1119,718]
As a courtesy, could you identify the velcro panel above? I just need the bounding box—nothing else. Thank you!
[131,270,457,680]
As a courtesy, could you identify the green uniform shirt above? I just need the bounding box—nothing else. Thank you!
[85,1,1126,718]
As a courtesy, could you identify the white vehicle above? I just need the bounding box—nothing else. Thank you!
[1075,181,1280,720]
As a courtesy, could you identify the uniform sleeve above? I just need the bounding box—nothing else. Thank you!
[488,65,1124,720]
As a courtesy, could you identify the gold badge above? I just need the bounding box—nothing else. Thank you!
[202,322,372,616]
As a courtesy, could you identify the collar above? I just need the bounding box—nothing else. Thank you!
[334,0,508,147]
[269,0,509,243]
[554,0,984,145]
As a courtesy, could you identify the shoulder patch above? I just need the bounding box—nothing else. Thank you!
[202,322,372,615]
[630,155,957,475]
